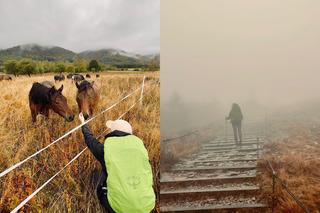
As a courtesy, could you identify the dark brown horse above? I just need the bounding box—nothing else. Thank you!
[72,74,85,82]
[54,73,65,82]
[76,80,100,120]
[29,82,74,122]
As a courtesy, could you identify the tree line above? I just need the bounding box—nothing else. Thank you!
[0,59,106,76]
[0,58,159,76]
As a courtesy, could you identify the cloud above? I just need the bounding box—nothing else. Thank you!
[161,0,320,108]
[0,0,159,53]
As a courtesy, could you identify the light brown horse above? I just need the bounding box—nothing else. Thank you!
[76,80,100,120]
[0,75,12,81]
[29,82,74,122]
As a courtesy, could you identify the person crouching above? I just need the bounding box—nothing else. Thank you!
[79,113,155,213]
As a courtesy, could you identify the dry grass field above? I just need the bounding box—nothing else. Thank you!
[258,122,320,213]
[0,71,160,212]
[160,126,216,172]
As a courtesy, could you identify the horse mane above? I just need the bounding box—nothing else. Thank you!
[29,82,51,105]
[77,80,92,92]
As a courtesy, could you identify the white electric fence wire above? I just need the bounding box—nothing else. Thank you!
[10,148,87,213]
[0,78,145,178]
[10,86,144,213]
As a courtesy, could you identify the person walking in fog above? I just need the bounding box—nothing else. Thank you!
[226,103,243,145]
[78,113,155,213]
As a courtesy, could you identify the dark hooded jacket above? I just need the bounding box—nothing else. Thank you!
[227,103,243,123]
[81,124,130,178]
[81,124,130,213]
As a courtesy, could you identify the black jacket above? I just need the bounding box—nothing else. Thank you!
[227,104,243,123]
[81,124,130,185]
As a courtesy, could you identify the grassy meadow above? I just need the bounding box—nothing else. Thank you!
[0,71,160,212]
[258,121,320,213]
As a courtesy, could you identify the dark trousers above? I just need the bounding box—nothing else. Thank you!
[231,121,242,144]
[97,186,115,213]
[96,171,115,213]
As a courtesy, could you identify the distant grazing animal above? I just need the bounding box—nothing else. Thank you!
[0,75,12,81]
[96,74,100,78]
[29,82,74,122]
[145,76,160,86]
[72,74,85,82]
[54,74,65,82]
[76,80,100,120]
[86,74,91,78]
[67,73,74,79]
[145,77,153,81]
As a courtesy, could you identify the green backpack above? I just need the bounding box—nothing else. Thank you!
[104,135,155,213]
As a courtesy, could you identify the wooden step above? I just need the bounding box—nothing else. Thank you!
[160,175,257,185]
[172,165,256,172]
[201,148,262,152]
[161,186,260,196]
[161,202,268,212]
[190,158,258,164]
[203,142,263,147]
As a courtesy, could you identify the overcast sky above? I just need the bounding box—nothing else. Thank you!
[0,0,159,54]
[162,0,320,110]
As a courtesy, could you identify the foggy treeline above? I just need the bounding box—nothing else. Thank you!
[161,0,320,137]
[161,92,320,137]
[161,92,270,136]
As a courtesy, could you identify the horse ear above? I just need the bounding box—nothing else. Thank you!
[76,82,80,89]
[49,86,56,97]
[58,84,63,93]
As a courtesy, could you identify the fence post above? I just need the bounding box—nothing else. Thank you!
[272,172,275,213]
[224,119,227,145]
[140,76,146,105]
[243,119,246,141]
[257,137,260,157]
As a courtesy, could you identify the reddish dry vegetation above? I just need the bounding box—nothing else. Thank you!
[258,124,320,213]
[0,72,160,212]
[161,127,215,172]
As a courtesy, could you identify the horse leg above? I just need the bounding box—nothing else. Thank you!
[44,107,49,118]
[30,103,37,123]
[31,111,37,123]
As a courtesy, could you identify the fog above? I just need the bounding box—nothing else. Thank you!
[161,0,320,135]
[0,0,159,53]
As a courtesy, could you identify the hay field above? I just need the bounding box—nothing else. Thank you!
[160,126,216,172]
[0,71,160,212]
[258,122,320,213]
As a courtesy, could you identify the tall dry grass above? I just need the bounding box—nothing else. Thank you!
[0,72,160,212]
[160,126,216,172]
[258,124,320,213]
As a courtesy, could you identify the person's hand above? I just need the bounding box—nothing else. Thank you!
[79,112,85,124]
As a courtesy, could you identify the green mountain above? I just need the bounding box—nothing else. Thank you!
[0,44,159,68]
[0,44,76,61]
[78,48,151,67]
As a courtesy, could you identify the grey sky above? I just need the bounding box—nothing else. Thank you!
[162,0,320,109]
[161,0,320,133]
[0,0,159,54]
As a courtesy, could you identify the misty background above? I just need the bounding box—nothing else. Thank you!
[0,0,159,54]
[161,0,320,135]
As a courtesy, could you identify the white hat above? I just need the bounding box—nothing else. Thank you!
[106,119,133,134]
